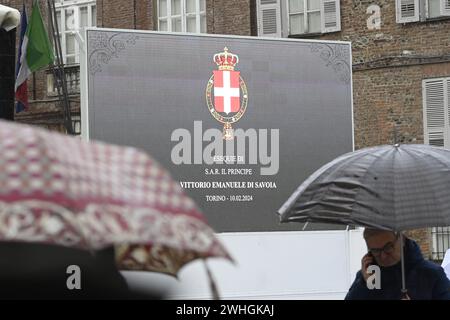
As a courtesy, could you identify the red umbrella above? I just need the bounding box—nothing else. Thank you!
[0,120,230,277]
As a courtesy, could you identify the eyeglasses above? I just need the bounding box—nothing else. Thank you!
[368,241,396,257]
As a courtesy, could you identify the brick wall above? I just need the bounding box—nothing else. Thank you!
[6,0,255,118]
[352,62,450,149]
[99,0,255,34]
[313,0,450,259]
[318,0,450,64]
[98,0,133,29]
[207,0,253,36]
[98,0,254,34]
[351,63,428,256]
[405,228,432,260]
[97,0,153,30]
[4,0,446,257]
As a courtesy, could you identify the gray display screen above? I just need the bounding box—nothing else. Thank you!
[86,29,353,232]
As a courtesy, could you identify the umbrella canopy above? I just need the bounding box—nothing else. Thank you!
[0,120,230,276]
[278,143,450,297]
[278,144,450,231]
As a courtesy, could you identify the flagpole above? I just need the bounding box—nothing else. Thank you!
[14,3,28,114]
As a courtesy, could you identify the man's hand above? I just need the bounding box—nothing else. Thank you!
[361,253,375,281]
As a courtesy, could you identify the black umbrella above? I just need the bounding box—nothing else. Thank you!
[278,144,450,296]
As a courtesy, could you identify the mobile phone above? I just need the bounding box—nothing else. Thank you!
[367,252,379,266]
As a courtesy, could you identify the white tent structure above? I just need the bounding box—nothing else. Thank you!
[123,229,367,300]
[0,5,19,31]
[442,249,450,281]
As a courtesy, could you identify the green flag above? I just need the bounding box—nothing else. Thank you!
[26,0,55,72]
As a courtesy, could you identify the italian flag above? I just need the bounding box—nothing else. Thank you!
[15,1,54,113]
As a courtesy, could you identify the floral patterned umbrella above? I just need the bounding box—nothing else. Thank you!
[0,120,230,276]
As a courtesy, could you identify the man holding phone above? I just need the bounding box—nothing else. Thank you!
[345,228,450,300]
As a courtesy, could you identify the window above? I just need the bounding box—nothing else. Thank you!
[256,0,282,37]
[256,0,340,38]
[428,0,442,18]
[72,114,82,135]
[396,0,419,23]
[427,0,450,18]
[432,227,450,260]
[423,77,450,261]
[423,78,450,147]
[396,0,450,23]
[288,0,321,35]
[157,0,206,33]
[55,0,96,64]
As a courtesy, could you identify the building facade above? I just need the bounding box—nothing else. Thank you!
[4,0,450,259]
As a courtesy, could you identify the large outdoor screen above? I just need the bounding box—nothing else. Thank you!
[85,29,353,232]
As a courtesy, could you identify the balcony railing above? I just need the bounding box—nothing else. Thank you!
[432,226,450,261]
[47,65,80,97]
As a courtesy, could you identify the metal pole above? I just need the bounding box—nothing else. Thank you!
[203,260,220,300]
[47,0,74,134]
[0,28,16,121]
[46,0,65,129]
[393,123,398,144]
[400,233,408,297]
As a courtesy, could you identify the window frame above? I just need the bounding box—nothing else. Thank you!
[422,77,450,261]
[431,227,450,261]
[426,0,441,18]
[422,77,450,148]
[396,0,450,23]
[256,0,282,37]
[55,0,97,65]
[157,0,206,33]
[425,0,450,19]
[286,0,322,36]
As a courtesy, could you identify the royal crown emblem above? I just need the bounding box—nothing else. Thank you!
[206,47,248,140]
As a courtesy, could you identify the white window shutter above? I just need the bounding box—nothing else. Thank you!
[256,0,281,37]
[321,0,341,33]
[448,79,450,147]
[440,0,450,16]
[396,0,420,23]
[423,79,449,148]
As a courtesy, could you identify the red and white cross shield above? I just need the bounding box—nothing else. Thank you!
[213,70,240,114]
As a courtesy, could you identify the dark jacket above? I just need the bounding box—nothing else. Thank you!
[345,238,450,300]
[0,242,163,300]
